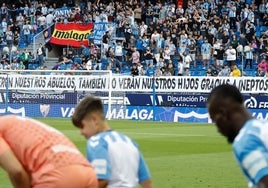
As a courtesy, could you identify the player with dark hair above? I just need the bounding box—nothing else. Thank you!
[72,96,153,188]
[0,115,98,188]
[207,84,268,188]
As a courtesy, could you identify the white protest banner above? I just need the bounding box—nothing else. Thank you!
[0,75,267,93]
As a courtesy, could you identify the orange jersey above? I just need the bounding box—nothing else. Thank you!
[0,115,93,186]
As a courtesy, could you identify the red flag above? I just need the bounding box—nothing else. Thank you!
[50,23,94,47]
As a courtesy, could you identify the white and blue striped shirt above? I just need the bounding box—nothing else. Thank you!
[233,119,268,187]
[86,130,151,188]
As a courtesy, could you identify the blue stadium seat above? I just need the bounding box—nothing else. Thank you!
[28,63,39,70]
[66,63,73,70]
[32,64,39,70]
[18,42,27,49]
[28,63,33,70]
[30,33,35,43]
[73,57,82,64]
[191,70,199,76]
[260,26,267,32]
[256,31,261,37]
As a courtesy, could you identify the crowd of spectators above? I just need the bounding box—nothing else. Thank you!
[0,0,268,77]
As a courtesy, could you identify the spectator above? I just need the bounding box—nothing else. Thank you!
[22,20,31,46]
[181,51,191,73]
[145,63,154,76]
[244,43,254,69]
[143,46,154,66]
[201,38,212,69]
[211,64,219,76]
[218,64,231,77]
[131,63,139,76]
[225,45,237,67]
[163,45,171,64]
[256,66,265,77]
[71,96,153,188]
[0,3,8,19]
[114,40,124,64]
[257,58,268,74]
[17,60,25,71]
[46,10,54,26]
[215,44,225,70]
[20,49,30,69]
[37,43,46,67]
[37,13,46,31]
[188,39,197,67]
[167,60,175,76]
[5,26,13,47]
[154,66,162,77]
[130,47,140,65]
[177,59,184,76]
[230,64,241,77]
[16,12,24,31]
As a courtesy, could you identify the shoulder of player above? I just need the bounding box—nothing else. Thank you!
[89,130,134,144]
[0,115,18,124]
[233,119,266,147]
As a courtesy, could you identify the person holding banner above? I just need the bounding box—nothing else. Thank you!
[207,84,268,188]
[0,115,98,188]
[72,96,154,188]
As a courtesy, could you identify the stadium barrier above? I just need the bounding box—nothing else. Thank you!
[0,70,267,122]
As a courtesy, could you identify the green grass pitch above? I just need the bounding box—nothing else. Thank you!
[0,119,247,188]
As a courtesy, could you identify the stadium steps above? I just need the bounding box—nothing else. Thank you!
[45,57,58,69]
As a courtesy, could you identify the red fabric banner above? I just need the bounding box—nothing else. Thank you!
[50,23,94,47]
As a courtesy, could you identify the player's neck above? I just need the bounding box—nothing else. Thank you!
[99,121,111,132]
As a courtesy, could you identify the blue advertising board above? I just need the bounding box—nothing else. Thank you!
[126,93,268,109]
[0,92,77,104]
[1,104,267,122]
[126,93,208,107]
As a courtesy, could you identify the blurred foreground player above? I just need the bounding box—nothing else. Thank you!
[207,84,268,188]
[0,115,98,188]
[72,96,153,188]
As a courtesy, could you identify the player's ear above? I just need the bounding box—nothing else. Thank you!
[91,113,100,124]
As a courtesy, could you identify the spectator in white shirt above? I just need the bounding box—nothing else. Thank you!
[225,45,237,67]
